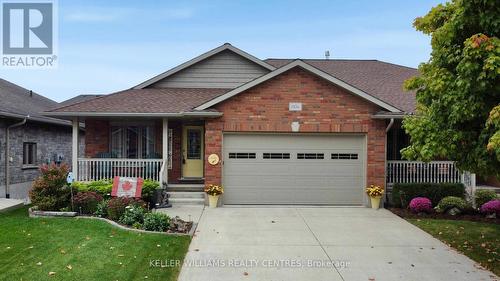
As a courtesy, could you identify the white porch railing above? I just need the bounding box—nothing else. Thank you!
[77,158,163,182]
[386,160,476,194]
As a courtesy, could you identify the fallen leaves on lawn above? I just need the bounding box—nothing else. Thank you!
[85,236,91,240]
[156,244,161,248]
[118,254,124,257]
[48,271,56,276]
[60,249,66,254]
[66,265,73,270]
[36,262,42,266]
[6,246,11,249]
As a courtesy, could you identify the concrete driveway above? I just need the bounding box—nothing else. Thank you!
[178,207,497,281]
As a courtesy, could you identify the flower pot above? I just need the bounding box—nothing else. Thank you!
[370,196,382,210]
[208,195,219,208]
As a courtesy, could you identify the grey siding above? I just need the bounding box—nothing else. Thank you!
[0,119,84,199]
[150,50,269,89]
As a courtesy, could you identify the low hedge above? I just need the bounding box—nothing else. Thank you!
[392,182,465,208]
[72,179,160,205]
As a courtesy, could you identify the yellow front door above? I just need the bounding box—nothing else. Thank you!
[182,126,204,178]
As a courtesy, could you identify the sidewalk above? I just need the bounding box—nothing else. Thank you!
[0,198,24,213]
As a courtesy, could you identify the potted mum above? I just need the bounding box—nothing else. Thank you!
[204,184,223,208]
[366,185,384,210]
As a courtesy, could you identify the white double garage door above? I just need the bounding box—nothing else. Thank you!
[223,134,366,205]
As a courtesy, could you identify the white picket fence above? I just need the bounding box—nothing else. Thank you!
[77,158,163,182]
[386,160,476,195]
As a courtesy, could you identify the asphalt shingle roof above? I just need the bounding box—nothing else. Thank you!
[48,58,418,115]
[48,88,230,113]
[58,94,103,108]
[0,78,69,125]
[265,59,418,112]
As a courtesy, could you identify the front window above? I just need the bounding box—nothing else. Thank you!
[23,142,37,165]
[110,125,157,158]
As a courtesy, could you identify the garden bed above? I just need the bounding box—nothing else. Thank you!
[78,216,195,236]
[29,206,194,235]
[390,207,500,224]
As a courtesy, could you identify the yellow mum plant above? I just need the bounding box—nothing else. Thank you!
[204,184,224,196]
[365,185,384,198]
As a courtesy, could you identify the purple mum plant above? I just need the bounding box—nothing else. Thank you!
[409,197,433,213]
[480,199,500,216]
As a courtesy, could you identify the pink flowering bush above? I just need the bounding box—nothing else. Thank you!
[480,199,500,216]
[409,197,433,213]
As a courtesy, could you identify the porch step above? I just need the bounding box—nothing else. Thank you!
[167,192,204,199]
[165,184,204,192]
[168,197,205,205]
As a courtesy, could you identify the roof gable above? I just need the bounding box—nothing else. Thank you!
[195,60,402,113]
[266,59,418,112]
[133,43,275,89]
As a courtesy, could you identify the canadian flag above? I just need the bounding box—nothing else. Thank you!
[111,176,143,198]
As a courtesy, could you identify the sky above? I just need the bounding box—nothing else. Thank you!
[0,0,445,102]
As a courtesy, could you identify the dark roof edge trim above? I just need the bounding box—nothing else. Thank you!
[0,111,72,126]
[41,111,224,118]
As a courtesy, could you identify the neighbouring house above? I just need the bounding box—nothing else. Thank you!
[0,78,84,200]
[44,43,477,206]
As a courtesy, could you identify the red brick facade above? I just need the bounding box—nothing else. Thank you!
[84,67,388,196]
[85,119,109,158]
[204,67,387,191]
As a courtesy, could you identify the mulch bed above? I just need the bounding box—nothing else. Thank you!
[389,208,500,224]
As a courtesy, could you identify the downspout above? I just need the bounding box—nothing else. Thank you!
[385,118,394,133]
[5,117,28,198]
[384,118,394,206]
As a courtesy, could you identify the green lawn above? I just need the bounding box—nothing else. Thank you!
[0,207,191,281]
[409,219,500,276]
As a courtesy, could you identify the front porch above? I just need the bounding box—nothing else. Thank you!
[71,117,208,185]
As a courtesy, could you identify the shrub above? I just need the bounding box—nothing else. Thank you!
[141,179,160,205]
[73,179,159,203]
[107,197,146,221]
[95,199,109,217]
[29,163,71,211]
[143,212,170,232]
[73,179,113,198]
[391,183,465,208]
[474,189,498,209]
[409,197,433,213]
[480,200,500,216]
[119,206,146,226]
[73,191,103,214]
[435,196,467,213]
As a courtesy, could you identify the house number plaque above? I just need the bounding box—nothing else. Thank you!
[208,154,220,165]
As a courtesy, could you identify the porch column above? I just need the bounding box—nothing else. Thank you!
[162,118,169,184]
[72,117,79,180]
